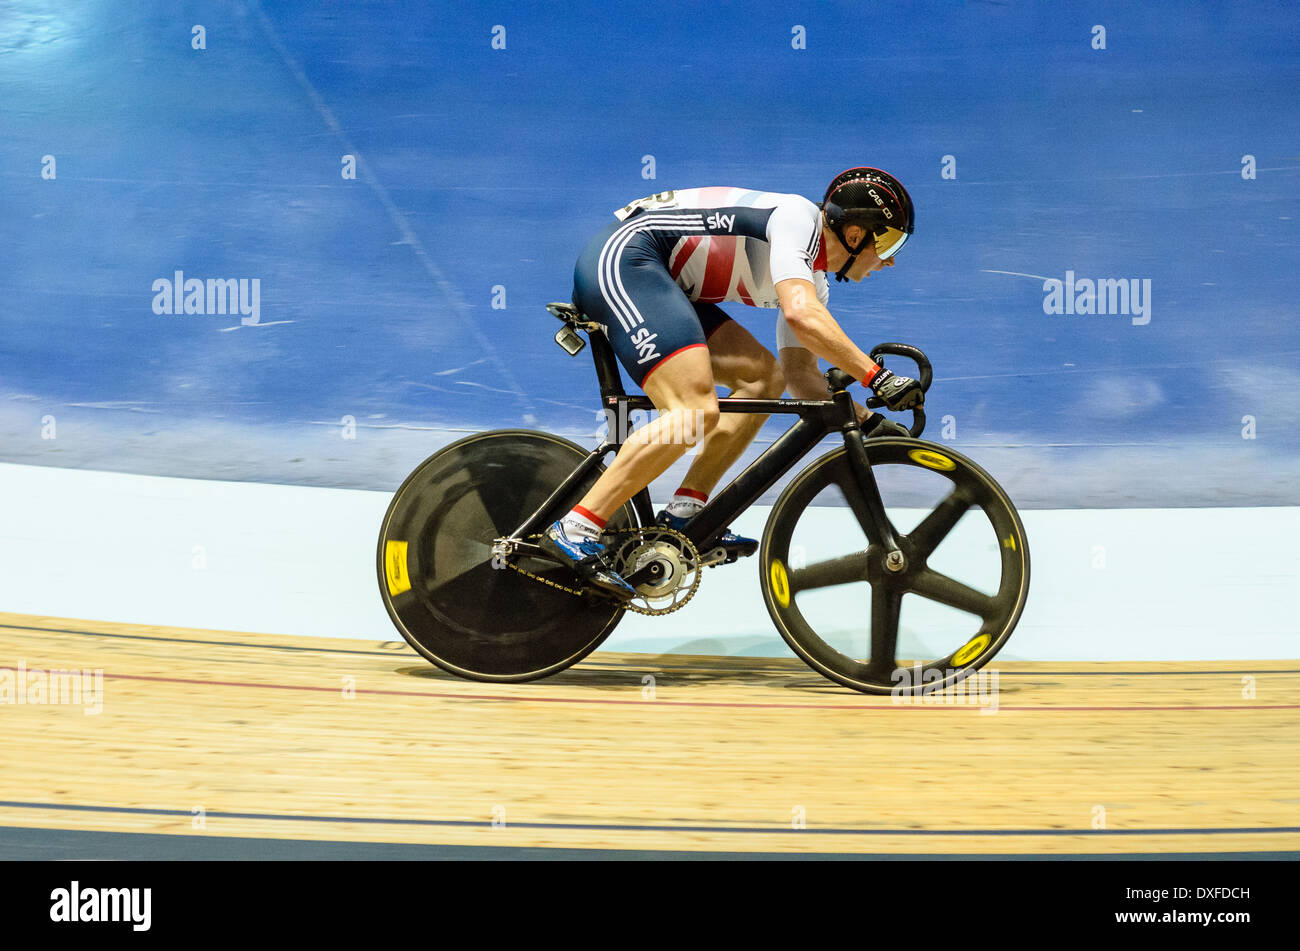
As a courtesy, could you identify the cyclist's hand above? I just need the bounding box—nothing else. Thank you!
[862,412,912,439]
[868,368,925,411]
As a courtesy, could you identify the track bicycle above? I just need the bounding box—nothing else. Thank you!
[377,303,1030,695]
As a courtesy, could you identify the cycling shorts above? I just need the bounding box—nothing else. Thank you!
[571,218,731,387]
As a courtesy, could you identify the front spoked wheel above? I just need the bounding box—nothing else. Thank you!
[760,438,1030,695]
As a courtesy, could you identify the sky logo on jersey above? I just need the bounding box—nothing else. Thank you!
[706,212,735,232]
[630,328,662,365]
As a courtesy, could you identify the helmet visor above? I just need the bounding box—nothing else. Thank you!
[874,226,909,259]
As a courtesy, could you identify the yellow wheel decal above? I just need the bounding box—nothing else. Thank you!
[384,540,411,596]
[770,559,790,608]
[952,633,991,667]
[908,448,956,471]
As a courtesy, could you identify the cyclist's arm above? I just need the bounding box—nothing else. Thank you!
[775,278,880,384]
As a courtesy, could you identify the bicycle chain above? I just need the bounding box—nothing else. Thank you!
[502,526,700,616]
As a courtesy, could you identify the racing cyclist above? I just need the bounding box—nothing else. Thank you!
[540,168,924,601]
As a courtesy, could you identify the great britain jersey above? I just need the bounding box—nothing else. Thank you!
[611,187,829,350]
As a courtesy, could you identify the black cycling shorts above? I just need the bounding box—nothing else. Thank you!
[572,218,731,387]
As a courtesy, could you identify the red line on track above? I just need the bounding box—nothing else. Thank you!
[98,673,1300,713]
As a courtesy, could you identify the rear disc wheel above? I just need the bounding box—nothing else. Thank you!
[377,430,636,681]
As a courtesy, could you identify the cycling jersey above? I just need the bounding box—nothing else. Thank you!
[572,187,828,386]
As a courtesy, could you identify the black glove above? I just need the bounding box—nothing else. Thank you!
[868,367,925,411]
[863,413,912,439]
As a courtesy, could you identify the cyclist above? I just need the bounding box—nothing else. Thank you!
[540,168,924,601]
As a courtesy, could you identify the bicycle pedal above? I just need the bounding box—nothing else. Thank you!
[700,546,730,568]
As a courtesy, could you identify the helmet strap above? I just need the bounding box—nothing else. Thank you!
[832,226,867,283]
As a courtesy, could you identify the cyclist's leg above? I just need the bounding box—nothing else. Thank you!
[577,345,717,519]
[675,305,784,495]
[569,228,721,522]
[540,225,719,599]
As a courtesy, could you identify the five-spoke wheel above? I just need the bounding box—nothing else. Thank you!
[759,438,1030,695]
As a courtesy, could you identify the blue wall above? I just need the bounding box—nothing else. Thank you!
[3,0,1298,503]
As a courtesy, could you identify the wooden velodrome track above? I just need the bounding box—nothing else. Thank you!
[1,611,1297,858]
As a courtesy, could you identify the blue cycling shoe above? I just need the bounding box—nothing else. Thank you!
[539,521,636,602]
[655,511,758,563]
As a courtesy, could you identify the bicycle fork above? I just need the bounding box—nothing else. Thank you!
[840,430,907,570]
[825,369,906,573]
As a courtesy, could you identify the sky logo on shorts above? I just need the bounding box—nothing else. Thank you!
[706,212,735,232]
[630,328,661,364]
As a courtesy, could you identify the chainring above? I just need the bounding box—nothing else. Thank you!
[612,527,701,616]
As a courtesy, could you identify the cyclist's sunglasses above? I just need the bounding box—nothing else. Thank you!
[846,225,907,261]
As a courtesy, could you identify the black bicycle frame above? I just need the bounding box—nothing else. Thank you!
[509,324,903,555]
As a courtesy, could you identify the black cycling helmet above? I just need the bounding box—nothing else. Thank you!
[821,167,915,281]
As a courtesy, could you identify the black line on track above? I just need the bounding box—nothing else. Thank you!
[1,826,1294,861]
[4,622,1298,677]
[1,801,1296,838]
[0,622,414,659]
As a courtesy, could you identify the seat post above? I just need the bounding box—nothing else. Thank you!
[586,327,626,400]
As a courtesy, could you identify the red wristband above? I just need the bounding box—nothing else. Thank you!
[861,364,883,387]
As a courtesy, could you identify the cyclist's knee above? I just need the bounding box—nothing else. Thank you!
[695,396,721,435]
[657,391,719,445]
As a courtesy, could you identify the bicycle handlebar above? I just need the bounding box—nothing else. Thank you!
[825,343,933,438]
[867,343,934,393]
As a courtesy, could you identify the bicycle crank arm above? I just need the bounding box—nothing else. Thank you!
[622,564,659,587]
